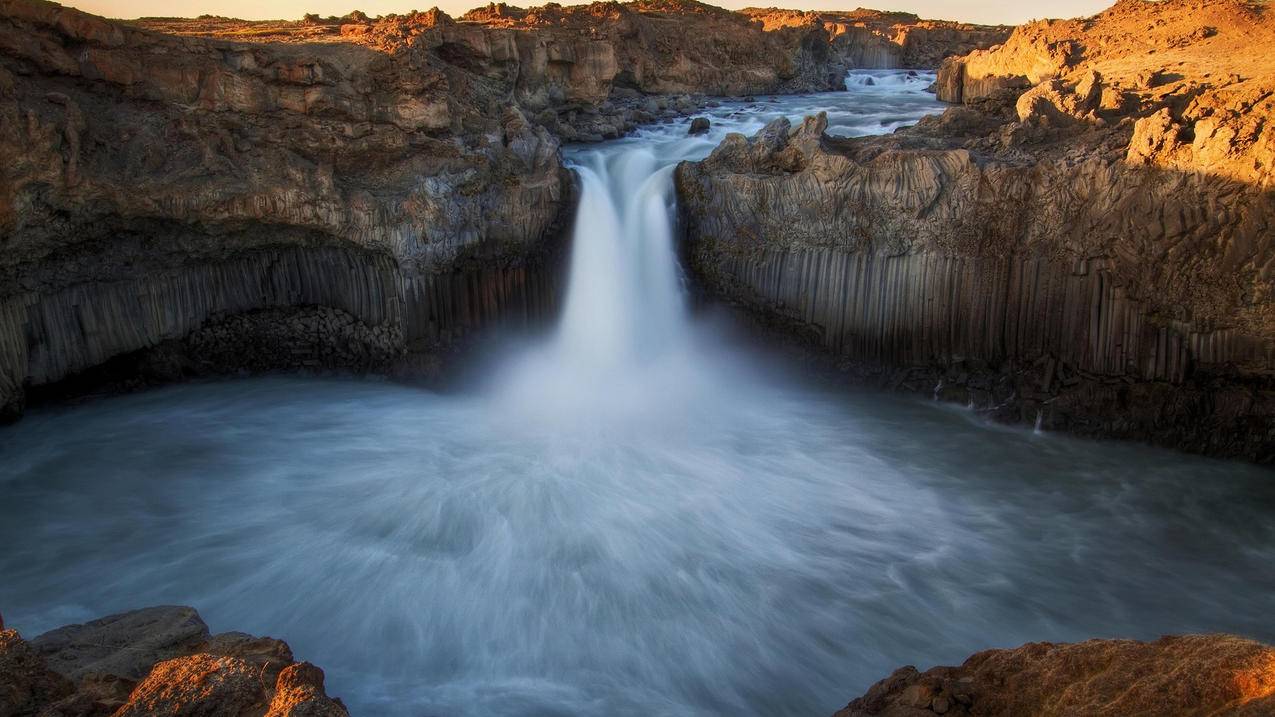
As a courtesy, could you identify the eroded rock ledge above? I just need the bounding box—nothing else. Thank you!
[834,634,1275,717]
[676,0,1275,460]
[0,606,348,716]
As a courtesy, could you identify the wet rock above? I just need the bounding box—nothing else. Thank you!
[688,117,711,135]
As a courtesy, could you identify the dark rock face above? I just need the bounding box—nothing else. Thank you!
[834,634,1275,716]
[0,606,347,717]
[0,0,572,419]
[676,0,1275,460]
[689,117,712,134]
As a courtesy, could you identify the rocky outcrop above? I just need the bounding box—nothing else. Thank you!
[0,606,347,717]
[0,0,573,420]
[740,8,1011,70]
[676,0,1275,459]
[133,0,846,139]
[834,634,1275,716]
[934,0,1275,190]
[134,2,1012,139]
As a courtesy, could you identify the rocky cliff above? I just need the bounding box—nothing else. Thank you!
[0,0,578,421]
[0,606,350,716]
[131,1,842,142]
[676,0,1275,460]
[133,1,1010,140]
[740,7,1011,70]
[0,0,1008,422]
[834,634,1275,716]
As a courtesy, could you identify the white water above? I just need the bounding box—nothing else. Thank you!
[3,72,1274,716]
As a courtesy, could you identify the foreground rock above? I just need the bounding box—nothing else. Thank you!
[677,0,1275,460]
[0,606,347,717]
[835,634,1275,716]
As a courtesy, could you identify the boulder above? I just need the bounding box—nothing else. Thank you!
[2,608,348,717]
[32,606,210,681]
[833,635,1275,716]
[114,654,269,717]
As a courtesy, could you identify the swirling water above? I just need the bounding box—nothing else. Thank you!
[2,72,1274,716]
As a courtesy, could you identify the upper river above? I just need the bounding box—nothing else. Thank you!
[2,71,1273,717]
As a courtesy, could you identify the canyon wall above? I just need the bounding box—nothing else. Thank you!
[0,0,571,419]
[677,0,1275,459]
[741,8,1010,71]
[0,0,1009,420]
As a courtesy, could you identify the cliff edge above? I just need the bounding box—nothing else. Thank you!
[677,0,1275,459]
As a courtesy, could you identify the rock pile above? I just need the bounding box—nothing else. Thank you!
[0,606,348,717]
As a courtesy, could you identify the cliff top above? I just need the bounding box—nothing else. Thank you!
[738,6,1008,32]
[962,0,1275,86]
[127,0,1005,47]
[933,0,1275,186]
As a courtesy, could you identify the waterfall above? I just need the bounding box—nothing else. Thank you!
[488,145,695,424]
[557,151,686,370]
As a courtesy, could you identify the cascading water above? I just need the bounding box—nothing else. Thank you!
[549,153,684,370]
[2,72,1274,717]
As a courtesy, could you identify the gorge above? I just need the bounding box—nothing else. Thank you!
[2,0,1274,715]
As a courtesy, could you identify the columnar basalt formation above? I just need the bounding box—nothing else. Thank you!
[0,0,574,420]
[676,0,1275,459]
[834,634,1275,716]
[0,606,350,716]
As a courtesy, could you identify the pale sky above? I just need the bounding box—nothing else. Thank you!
[61,0,1114,27]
